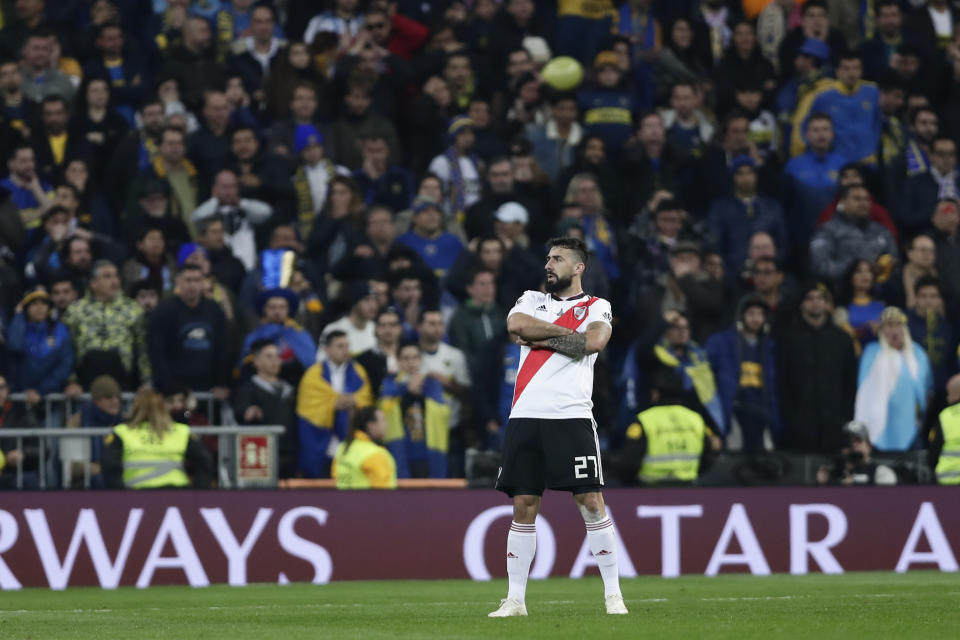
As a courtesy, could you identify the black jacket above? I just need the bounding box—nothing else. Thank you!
[233,376,298,478]
[148,296,230,394]
[776,319,857,453]
[188,125,231,190]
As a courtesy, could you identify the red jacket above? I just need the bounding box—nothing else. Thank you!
[387,14,429,61]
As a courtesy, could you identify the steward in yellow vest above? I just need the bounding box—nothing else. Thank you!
[931,374,960,485]
[102,390,213,489]
[619,371,719,485]
[332,407,397,489]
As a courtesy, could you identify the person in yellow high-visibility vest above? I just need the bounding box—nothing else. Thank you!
[101,389,213,489]
[332,406,397,489]
[618,371,720,485]
[931,374,960,485]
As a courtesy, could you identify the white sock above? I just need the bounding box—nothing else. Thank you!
[506,521,536,602]
[586,517,621,597]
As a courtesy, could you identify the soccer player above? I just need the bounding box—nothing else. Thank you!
[488,237,627,617]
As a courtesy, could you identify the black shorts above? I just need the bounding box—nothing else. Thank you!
[496,417,604,497]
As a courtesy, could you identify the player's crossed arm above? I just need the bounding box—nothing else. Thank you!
[507,312,574,341]
[515,321,612,359]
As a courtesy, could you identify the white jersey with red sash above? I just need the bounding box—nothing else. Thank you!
[507,291,613,420]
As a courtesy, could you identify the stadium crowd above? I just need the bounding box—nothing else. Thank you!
[1,0,960,488]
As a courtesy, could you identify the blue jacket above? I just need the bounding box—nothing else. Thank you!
[241,321,317,370]
[783,150,848,249]
[6,313,73,394]
[577,87,635,152]
[795,80,881,163]
[396,231,464,281]
[707,195,788,276]
[705,327,781,440]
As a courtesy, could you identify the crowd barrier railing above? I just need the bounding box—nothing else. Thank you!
[0,425,284,489]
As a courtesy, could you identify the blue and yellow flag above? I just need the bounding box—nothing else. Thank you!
[380,374,451,478]
[296,361,373,478]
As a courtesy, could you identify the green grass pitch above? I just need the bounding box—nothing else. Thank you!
[1,572,957,639]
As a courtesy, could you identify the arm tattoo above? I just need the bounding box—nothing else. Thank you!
[546,332,587,359]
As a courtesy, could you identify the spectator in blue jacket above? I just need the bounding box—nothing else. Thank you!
[578,50,635,155]
[707,156,788,278]
[5,288,73,400]
[396,197,464,283]
[791,50,881,164]
[241,287,318,386]
[706,296,780,451]
[783,112,848,257]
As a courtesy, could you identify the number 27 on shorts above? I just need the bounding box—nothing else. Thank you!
[573,455,598,479]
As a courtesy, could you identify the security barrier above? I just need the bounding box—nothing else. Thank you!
[0,425,285,489]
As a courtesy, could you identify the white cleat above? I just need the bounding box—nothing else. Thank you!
[488,598,528,617]
[605,594,629,615]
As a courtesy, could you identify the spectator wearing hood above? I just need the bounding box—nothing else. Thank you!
[855,306,932,451]
[241,287,317,386]
[706,296,780,451]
